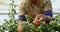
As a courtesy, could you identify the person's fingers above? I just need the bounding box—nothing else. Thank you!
[33,21,40,26]
[39,17,43,21]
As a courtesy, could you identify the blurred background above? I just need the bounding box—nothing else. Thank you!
[0,0,60,25]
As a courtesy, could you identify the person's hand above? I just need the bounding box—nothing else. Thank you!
[32,20,40,26]
[17,25,23,32]
[17,21,23,32]
[32,14,50,26]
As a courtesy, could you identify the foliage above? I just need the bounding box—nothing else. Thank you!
[0,0,60,32]
[21,14,60,32]
[0,0,18,32]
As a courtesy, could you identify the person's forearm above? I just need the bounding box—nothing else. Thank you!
[18,20,24,26]
[18,15,26,26]
[18,15,26,21]
[18,15,26,24]
[18,20,23,32]
[44,10,52,23]
[18,15,26,32]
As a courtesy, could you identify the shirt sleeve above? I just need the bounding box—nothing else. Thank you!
[18,0,27,21]
[43,0,53,17]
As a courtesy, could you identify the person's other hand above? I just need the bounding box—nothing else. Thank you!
[35,14,51,23]
[17,25,23,32]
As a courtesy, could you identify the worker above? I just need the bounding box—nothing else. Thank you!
[18,0,52,32]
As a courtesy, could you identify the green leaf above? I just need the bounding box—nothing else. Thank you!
[12,9,16,14]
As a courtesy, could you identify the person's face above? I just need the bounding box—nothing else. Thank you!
[31,0,37,4]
